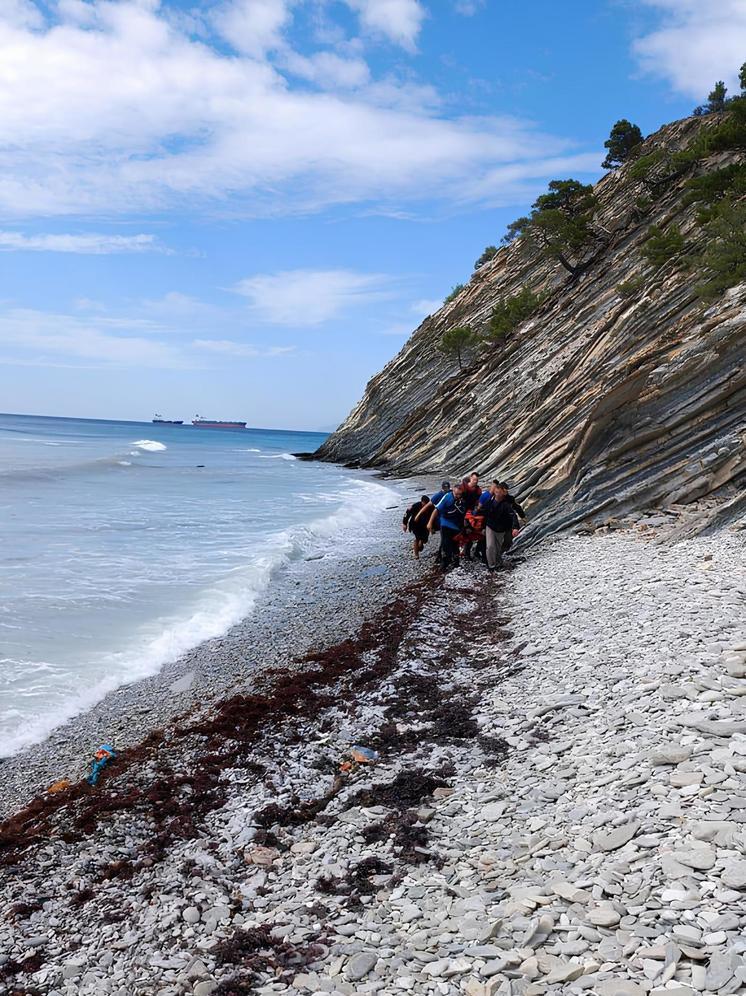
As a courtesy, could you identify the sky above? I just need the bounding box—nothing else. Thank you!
[0,0,745,430]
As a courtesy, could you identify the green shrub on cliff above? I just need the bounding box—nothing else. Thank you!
[641,225,685,268]
[443,283,465,305]
[487,288,546,340]
[695,200,746,300]
[503,179,598,276]
[616,276,645,299]
[474,245,498,270]
[682,150,746,299]
[685,163,746,219]
[439,325,479,370]
[602,119,643,170]
[628,150,664,184]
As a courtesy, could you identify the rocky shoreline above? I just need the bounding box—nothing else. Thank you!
[0,493,427,820]
[2,528,746,996]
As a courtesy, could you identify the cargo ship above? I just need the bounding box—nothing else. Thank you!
[152,414,184,424]
[191,415,247,430]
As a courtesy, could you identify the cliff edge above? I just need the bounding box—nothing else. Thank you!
[317,114,746,544]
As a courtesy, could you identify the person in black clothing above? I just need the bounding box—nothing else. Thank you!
[499,481,526,553]
[482,481,519,571]
[402,494,431,560]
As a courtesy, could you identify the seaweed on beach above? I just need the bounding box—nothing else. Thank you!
[478,734,510,756]
[361,811,441,866]
[7,900,43,920]
[429,697,479,741]
[211,923,326,993]
[347,769,447,812]
[69,887,95,907]
[0,953,44,981]
[0,572,440,869]
[316,856,391,902]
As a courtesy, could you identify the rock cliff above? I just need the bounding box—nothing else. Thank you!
[317,115,746,543]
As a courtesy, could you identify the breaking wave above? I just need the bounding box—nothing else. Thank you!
[0,477,401,756]
[131,439,167,452]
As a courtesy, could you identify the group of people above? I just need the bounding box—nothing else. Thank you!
[402,473,525,571]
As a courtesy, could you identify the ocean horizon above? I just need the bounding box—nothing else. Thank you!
[0,412,401,757]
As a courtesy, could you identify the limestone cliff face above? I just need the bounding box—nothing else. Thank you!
[317,116,746,543]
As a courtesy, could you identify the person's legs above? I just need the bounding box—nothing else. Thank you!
[485,526,505,570]
[440,527,457,568]
[412,536,420,560]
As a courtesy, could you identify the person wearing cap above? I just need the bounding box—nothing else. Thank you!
[414,479,451,527]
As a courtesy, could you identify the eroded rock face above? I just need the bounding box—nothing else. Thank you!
[317,117,746,543]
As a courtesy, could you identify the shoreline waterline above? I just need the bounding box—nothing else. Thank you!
[0,412,414,760]
[0,490,435,817]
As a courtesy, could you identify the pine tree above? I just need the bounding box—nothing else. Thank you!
[502,179,598,275]
[438,325,478,371]
[602,119,644,170]
[708,81,728,112]
[740,61,746,93]
[474,245,498,269]
[696,81,729,115]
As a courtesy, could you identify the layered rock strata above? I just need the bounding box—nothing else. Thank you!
[318,117,746,543]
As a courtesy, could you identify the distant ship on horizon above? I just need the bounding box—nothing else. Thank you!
[192,415,247,430]
[152,414,184,424]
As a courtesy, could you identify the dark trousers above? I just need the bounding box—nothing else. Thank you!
[440,527,460,566]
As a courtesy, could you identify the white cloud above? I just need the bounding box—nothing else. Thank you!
[458,151,603,206]
[233,268,392,325]
[411,297,442,317]
[1,0,42,28]
[0,308,185,367]
[633,1,746,100]
[343,0,425,50]
[454,0,484,15]
[192,338,295,357]
[213,0,291,57]
[0,305,298,369]
[0,0,592,219]
[0,231,170,253]
[282,49,371,89]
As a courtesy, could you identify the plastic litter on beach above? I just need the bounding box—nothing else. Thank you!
[87,744,117,786]
[339,745,379,775]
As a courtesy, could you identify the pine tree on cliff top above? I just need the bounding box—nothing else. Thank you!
[695,80,729,115]
[602,119,644,170]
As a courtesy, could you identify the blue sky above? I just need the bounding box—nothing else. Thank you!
[0,0,744,430]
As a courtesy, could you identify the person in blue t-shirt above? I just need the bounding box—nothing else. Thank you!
[413,480,451,534]
[427,482,466,570]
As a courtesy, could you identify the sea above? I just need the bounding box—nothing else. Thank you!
[0,413,402,757]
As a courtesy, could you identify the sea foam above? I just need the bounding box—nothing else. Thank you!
[131,439,167,452]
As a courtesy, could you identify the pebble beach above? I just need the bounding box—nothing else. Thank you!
[2,525,746,996]
[0,498,427,820]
